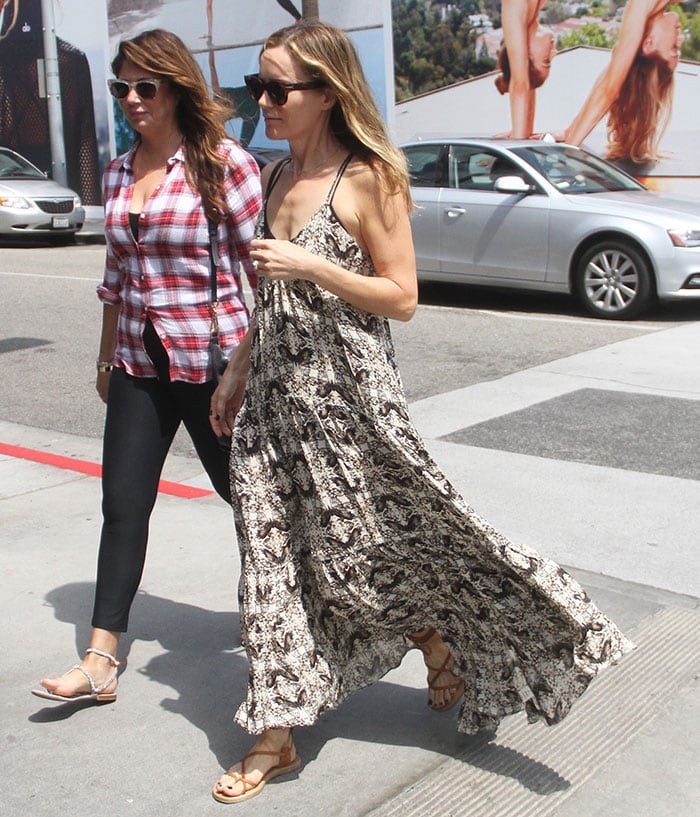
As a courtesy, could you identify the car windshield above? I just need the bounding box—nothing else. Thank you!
[0,149,45,180]
[512,145,645,194]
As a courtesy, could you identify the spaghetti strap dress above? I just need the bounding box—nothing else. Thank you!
[230,155,632,735]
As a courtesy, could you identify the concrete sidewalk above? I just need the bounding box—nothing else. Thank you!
[1,322,699,816]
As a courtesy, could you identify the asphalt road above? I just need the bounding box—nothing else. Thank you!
[1,242,698,453]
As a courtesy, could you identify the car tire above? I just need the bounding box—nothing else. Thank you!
[575,239,654,320]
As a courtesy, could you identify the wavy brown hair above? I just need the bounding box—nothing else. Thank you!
[494,45,548,95]
[605,55,674,164]
[263,22,411,209]
[112,28,235,221]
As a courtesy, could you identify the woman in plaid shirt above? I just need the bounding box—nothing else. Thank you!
[33,29,261,704]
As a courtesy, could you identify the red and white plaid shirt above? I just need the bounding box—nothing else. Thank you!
[97,139,261,383]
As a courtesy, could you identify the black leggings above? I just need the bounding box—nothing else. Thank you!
[91,360,231,632]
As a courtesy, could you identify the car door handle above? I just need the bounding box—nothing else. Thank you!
[445,207,467,218]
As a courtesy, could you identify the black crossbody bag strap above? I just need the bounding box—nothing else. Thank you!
[207,218,221,342]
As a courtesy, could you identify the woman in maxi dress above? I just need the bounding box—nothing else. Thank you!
[209,21,632,805]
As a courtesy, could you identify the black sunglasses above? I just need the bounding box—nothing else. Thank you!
[244,73,325,106]
[108,78,163,100]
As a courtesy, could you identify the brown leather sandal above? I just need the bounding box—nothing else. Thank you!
[212,733,301,804]
[407,627,465,712]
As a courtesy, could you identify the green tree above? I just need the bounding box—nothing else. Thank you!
[556,22,614,50]
[392,0,496,100]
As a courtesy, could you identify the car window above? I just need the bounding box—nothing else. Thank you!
[449,148,494,189]
[0,149,44,179]
[403,145,446,188]
[448,146,531,191]
[513,145,646,193]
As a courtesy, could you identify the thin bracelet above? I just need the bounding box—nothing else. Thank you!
[96,360,114,373]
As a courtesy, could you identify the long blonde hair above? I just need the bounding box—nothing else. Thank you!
[263,22,411,208]
[112,29,236,221]
[606,54,674,163]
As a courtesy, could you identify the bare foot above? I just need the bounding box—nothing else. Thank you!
[213,729,300,803]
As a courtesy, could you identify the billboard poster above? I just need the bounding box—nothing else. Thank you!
[0,1,393,204]
[0,0,109,204]
[107,0,394,153]
[499,0,691,190]
[393,0,700,196]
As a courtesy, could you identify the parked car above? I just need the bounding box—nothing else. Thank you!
[0,146,84,241]
[402,139,700,319]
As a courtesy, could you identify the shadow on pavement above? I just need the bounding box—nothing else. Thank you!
[419,280,700,323]
[27,582,571,794]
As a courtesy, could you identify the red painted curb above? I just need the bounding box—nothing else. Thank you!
[0,442,214,499]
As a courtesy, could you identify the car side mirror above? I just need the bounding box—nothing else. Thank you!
[494,176,534,194]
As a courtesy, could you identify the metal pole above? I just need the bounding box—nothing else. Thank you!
[301,1,319,21]
[40,0,67,184]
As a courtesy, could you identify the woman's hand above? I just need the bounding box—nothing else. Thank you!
[209,365,247,439]
[209,328,253,439]
[250,238,319,282]
[96,371,111,403]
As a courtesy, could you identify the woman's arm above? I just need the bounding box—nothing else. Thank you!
[250,163,417,322]
[95,198,122,404]
[223,145,262,292]
[96,303,119,403]
[564,0,655,145]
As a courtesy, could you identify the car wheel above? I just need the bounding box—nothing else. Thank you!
[575,240,654,320]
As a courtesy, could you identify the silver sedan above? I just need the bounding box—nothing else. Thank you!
[0,146,84,241]
[402,139,700,319]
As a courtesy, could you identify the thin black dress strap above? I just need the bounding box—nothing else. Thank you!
[264,157,291,202]
[326,153,353,205]
[262,157,291,239]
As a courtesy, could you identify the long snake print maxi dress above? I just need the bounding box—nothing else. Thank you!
[230,157,632,735]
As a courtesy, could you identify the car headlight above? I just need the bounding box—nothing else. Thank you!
[668,229,700,248]
[74,195,82,207]
[0,195,32,209]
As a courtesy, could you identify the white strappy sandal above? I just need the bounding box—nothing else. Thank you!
[31,648,120,703]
